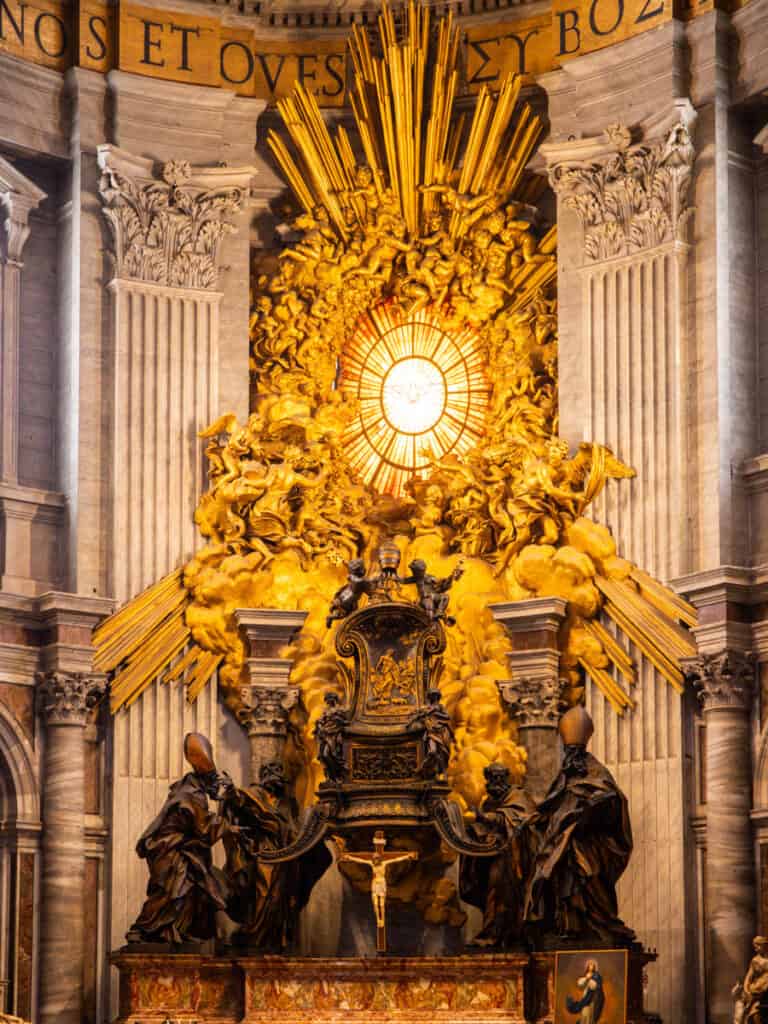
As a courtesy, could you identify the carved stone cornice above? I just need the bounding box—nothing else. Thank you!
[0,155,47,265]
[681,650,756,712]
[497,675,565,729]
[546,112,695,262]
[35,671,106,726]
[236,683,300,737]
[97,147,249,290]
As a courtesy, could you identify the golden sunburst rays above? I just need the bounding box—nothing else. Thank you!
[268,1,544,239]
[339,304,489,495]
[92,569,220,712]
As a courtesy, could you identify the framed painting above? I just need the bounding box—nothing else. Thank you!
[554,949,628,1024]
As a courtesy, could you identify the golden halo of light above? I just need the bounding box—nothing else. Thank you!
[339,304,490,496]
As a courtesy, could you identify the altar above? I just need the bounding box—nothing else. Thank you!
[111,950,658,1024]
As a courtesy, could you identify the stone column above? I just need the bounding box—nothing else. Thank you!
[489,597,567,800]
[682,649,756,1024]
[36,670,106,1024]
[0,157,46,485]
[234,609,307,784]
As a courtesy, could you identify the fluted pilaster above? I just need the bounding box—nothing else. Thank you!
[0,156,46,485]
[541,103,698,1021]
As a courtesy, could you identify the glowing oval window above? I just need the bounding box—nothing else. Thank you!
[340,305,490,496]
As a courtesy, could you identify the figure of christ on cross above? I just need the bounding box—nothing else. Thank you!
[338,830,418,952]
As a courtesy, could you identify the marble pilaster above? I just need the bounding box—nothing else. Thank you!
[234,608,306,784]
[97,145,255,604]
[36,670,106,1024]
[682,649,756,1024]
[0,157,46,487]
[489,598,567,800]
[97,83,265,999]
[539,79,701,1020]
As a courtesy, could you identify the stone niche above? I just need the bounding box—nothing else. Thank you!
[112,949,658,1023]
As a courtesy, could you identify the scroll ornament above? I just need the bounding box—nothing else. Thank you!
[549,120,695,261]
[99,159,246,289]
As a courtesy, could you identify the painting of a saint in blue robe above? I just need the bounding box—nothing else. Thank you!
[554,950,628,1024]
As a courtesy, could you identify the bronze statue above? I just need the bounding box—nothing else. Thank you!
[128,732,232,945]
[222,761,331,951]
[400,558,463,623]
[459,762,537,948]
[408,688,455,778]
[314,691,349,783]
[524,707,635,946]
[733,936,768,1023]
[327,558,372,627]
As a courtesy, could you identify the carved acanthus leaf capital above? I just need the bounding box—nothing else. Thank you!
[98,158,246,290]
[497,676,565,728]
[681,650,755,711]
[236,684,300,736]
[548,118,695,261]
[36,671,106,726]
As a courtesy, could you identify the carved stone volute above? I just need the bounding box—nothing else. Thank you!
[0,154,46,266]
[681,649,755,712]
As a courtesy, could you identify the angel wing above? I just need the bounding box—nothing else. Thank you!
[198,412,238,439]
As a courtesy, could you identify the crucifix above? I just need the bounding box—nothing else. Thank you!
[338,830,418,952]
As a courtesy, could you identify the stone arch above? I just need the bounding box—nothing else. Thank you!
[0,699,39,824]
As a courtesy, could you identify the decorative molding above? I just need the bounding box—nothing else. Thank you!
[681,650,756,712]
[488,597,567,636]
[743,453,768,494]
[236,683,300,736]
[546,110,696,262]
[0,155,46,265]
[35,671,106,726]
[235,607,308,659]
[97,147,248,290]
[497,675,565,728]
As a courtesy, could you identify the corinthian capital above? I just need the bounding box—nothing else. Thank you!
[36,671,106,726]
[547,114,695,262]
[0,154,47,265]
[681,650,755,712]
[236,684,300,737]
[97,147,248,290]
[497,676,565,728]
